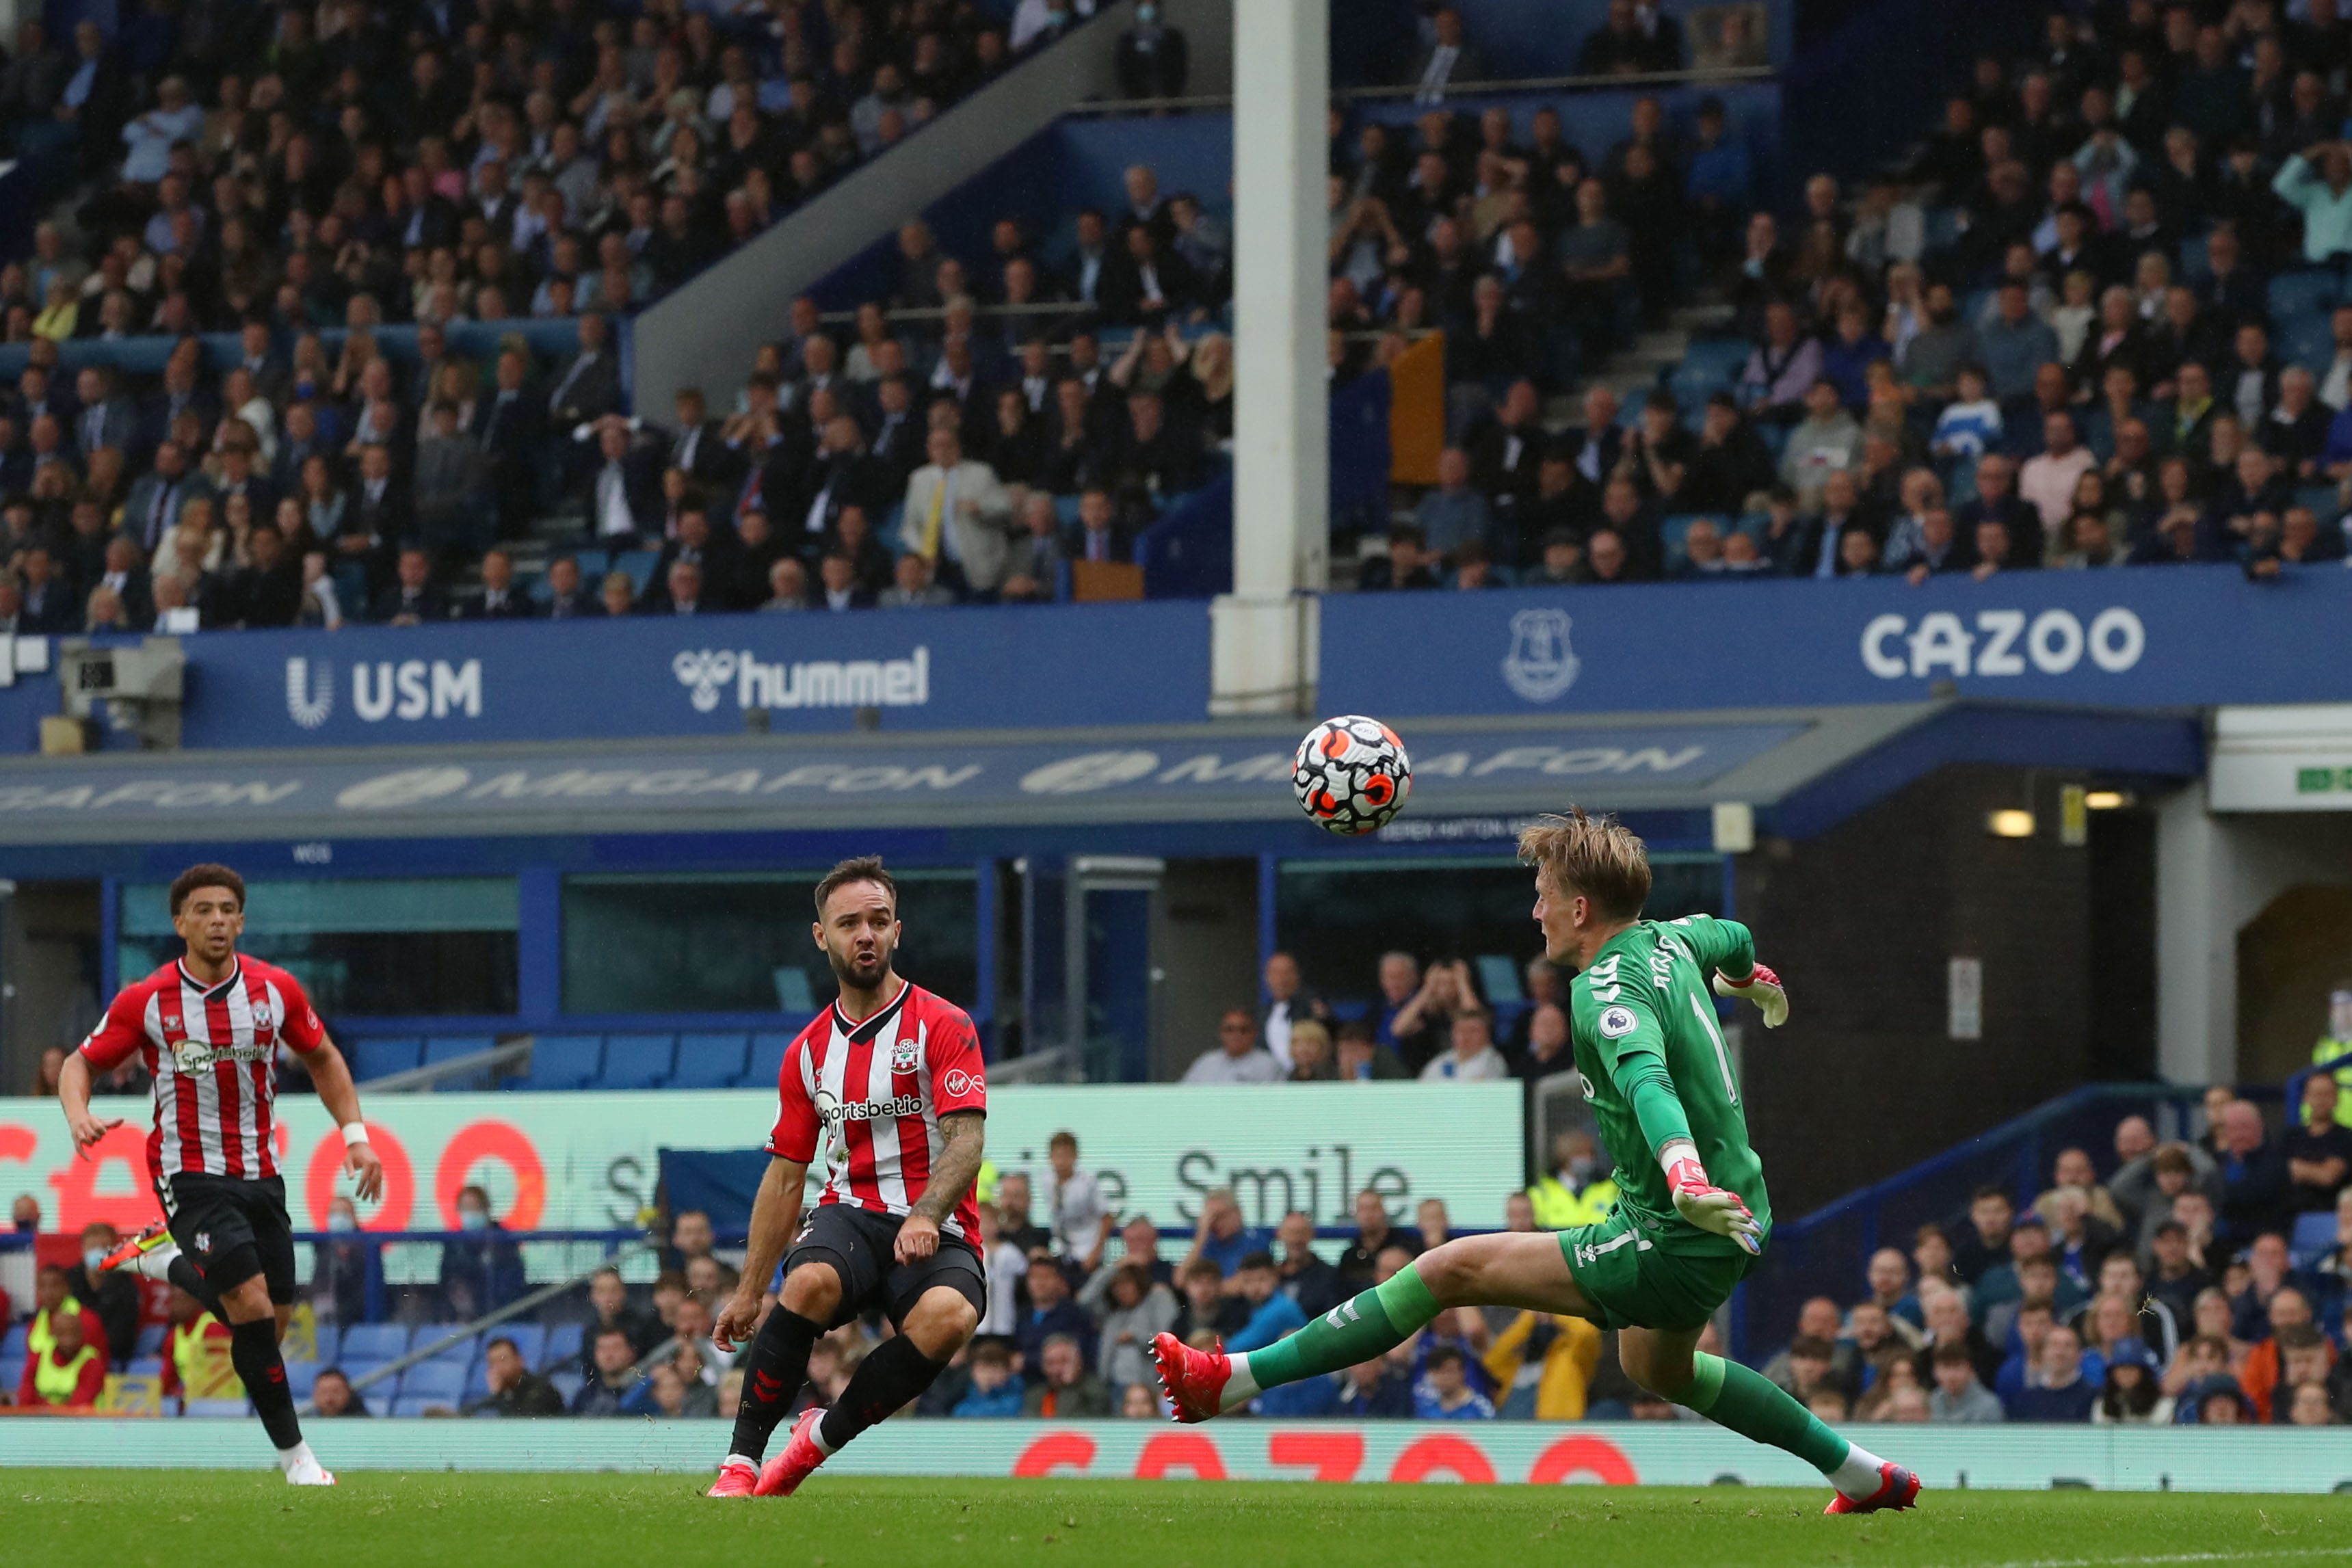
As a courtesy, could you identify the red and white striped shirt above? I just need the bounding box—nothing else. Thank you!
[79,958,327,1183]
[766,979,987,1244]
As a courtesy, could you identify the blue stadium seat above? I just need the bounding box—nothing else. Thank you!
[422,1034,497,1065]
[414,1326,478,1364]
[2292,1209,2338,1266]
[2271,269,2340,321]
[0,1355,21,1392]
[670,1033,750,1089]
[599,1033,676,1089]
[462,1361,493,1400]
[490,1324,546,1368]
[185,1398,253,1418]
[397,1362,469,1403]
[391,1396,446,1418]
[285,1360,321,1398]
[1678,340,1752,382]
[3,1323,28,1359]
[1614,388,1649,428]
[524,1035,603,1089]
[339,1361,388,1396]
[2284,315,2337,375]
[1054,494,1083,529]
[134,1322,166,1357]
[1660,514,1725,572]
[2178,232,2210,280]
[339,1323,411,1363]
[548,1371,584,1406]
[310,1326,340,1366]
[539,1322,585,1372]
[741,1032,794,1088]
[349,1037,423,1081]
[612,550,658,594]
[128,1356,165,1379]
[2297,484,2341,519]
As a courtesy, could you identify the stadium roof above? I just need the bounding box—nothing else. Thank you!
[0,703,2202,850]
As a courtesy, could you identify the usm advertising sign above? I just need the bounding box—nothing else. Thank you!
[0,1083,1522,1236]
[156,602,1211,747]
[1324,565,2352,718]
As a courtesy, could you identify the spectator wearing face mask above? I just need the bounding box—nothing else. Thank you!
[60,1221,140,1365]
[310,1195,371,1326]
[1529,1130,1620,1230]
[440,1183,525,1320]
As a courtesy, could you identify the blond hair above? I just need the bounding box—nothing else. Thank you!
[1518,806,1651,920]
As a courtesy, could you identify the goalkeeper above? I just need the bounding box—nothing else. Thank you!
[1154,808,1918,1515]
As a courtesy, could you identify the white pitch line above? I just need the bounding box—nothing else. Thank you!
[1918,1550,2352,1568]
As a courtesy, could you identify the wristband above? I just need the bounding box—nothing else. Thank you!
[340,1122,371,1148]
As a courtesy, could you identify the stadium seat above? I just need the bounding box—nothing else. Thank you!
[2292,1209,2338,1266]
[524,1034,602,1089]
[2178,232,2210,280]
[548,1371,584,1405]
[349,1037,424,1081]
[3,1323,27,1359]
[462,1361,492,1401]
[310,1326,341,1366]
[128,1356,165,1379]
[391,1396,446,1418]
[422,1034,497,1065]
[539,1322,585,1372]
[285,1360,321,1398]
[134,1322,166,1357]
[670,1033,750,1089]
[2297,484,2341,519]
[600,1033,676,1089]
[339,1322,411,1363]
[0,1355,20,1392]
[397,1362,469,1403]
[741,1032,793,1088]
[185,1398,253,1418]
[612,550,658,594]
[414,1326,478,1363]
[493,1324,546,1368]
[1678,340,1752,383]
[339,1361,388,1396]
[2271,269,2340,321]
[2284,315,2336,374]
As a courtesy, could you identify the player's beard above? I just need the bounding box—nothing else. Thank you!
[828,938,893,992]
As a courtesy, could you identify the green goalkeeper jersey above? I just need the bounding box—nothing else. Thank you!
[1565,914,1771,1258]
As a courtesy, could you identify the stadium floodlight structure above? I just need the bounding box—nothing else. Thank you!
[1215,0,1328,717]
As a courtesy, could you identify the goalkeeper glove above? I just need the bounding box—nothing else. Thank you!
[1662,1145,1762,1255]
[1712,961,1788,1028]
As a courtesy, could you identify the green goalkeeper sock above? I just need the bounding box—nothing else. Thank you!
[1226,1265,1441,1409]
[1679,1351,1853,1476]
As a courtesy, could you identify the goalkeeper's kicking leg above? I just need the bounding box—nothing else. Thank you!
[1152,1231,1916,1514]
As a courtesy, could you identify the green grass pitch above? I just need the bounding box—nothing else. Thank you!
[2,1472,2344,1567]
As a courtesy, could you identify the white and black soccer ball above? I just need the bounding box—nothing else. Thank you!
[1294,715,1412,836]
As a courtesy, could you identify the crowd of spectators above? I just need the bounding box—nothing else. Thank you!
[1381,0,2352,588]
[1762,1080,2352,1429]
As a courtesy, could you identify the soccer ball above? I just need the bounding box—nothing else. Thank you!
[1294,716,1412,836]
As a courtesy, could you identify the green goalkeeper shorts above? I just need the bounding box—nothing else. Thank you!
[1556,1207,1755,1333]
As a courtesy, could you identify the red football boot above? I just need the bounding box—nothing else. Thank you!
[1150,1331,1232,1424]
[1824,1461,1922,1515]
[752,1409,828,1498]
[705,1461,757,1498]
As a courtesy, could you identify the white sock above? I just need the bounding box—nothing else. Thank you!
[276,1441,317,1475]
[1829,1440,1888,1498]
[134,1242,182,1283]
[1219,1351,1260,1412]
[724,1452,756,1471]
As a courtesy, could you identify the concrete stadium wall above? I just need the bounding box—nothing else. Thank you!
[4,1418,2347,1490]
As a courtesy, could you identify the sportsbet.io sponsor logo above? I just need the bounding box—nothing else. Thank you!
[674,646,930,714]
[1860,607,2146,682]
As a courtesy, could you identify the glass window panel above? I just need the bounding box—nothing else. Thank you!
[561,870,977,1015]
[1273,853,1721,1007]
[118,877,518,1017]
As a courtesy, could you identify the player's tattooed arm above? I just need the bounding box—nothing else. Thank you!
[908,1110,987,1227]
